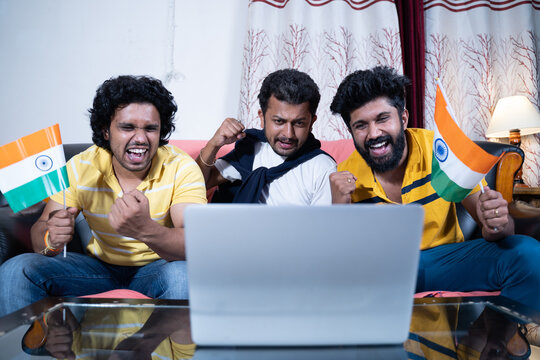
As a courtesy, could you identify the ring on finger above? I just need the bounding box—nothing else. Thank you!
[347,178,352,183]
[495,208,499,216]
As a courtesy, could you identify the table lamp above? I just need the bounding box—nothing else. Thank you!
[486,95,540,184]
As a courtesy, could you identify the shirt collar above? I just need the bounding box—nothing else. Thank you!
[145,146,166,182]
[404,128,422,172]
[352,151,377,191]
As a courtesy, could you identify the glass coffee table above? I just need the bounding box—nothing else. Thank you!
[0,295,538,359]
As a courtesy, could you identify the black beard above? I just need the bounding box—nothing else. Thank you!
[355,130,406,173]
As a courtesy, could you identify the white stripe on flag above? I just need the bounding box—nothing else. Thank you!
[432,127,484,189]
[0,144,66,192]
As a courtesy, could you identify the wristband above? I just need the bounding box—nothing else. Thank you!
[43,230,51,248]
[41,230,62,256]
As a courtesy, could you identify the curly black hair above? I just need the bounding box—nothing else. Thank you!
[89,75,177,149]
[330,66,411,128]
[258,69,320,117]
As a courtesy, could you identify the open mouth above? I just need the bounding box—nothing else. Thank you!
[278,141,295,150]
[276,137,298,150]
[126,148,148,162]
[366,137,391,157]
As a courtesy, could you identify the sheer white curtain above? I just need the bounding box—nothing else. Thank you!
[424,1,540,186]
[239,0,403,140]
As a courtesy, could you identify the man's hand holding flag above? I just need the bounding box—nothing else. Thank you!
[431,80,511,239]
[0,124,72,256]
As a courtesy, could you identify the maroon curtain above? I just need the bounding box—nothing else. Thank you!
[395,0,425,128]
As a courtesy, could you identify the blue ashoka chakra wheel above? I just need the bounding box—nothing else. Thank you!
[35,155,53,171]
[434,138,449,162]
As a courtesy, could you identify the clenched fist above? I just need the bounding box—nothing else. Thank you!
[329,171,357,204]
[108,189,152,239]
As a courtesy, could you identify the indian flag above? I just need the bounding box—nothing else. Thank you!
[431,80,500,202]
[0,124,69,213]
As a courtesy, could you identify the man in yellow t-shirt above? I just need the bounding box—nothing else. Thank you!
[328,66,540,312]
[0,76,207,316]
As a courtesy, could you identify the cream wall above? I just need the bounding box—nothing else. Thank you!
[0,0,247,145]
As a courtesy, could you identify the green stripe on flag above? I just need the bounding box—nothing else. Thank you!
[4,167,69,213]
[431,155,472,203]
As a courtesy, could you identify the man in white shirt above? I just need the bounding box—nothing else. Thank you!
[196,69,336,205]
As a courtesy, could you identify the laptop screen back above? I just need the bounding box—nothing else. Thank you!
[185,204,424,346]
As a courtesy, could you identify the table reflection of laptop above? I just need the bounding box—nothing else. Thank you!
[185,204,424,347]
[192,346,407,360]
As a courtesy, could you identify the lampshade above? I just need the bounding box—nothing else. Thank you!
[486,95,540,138]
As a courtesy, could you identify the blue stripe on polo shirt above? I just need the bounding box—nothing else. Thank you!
[412,192,440,205]
[354,196,385,204]
[402,174,431,195]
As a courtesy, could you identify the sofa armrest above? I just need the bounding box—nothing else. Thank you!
[0,202,45,264]
[495,151,523,203]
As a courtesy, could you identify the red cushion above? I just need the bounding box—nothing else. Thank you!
[320,138,355,164]
[80,289,151,299]
[414,290,501,298]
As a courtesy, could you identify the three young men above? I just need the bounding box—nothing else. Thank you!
[1,66,538,330]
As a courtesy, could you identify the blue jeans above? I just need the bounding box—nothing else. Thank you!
[416,235,540,310]
[0,252,188,317]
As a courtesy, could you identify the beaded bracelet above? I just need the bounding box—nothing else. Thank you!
[40,230,62,256]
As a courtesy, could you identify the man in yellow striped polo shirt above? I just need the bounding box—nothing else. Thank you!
[0,75,207,316]
[328,66,540,357]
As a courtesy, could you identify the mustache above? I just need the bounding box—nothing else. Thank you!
[365,135,392,148]
[126,142,149,147]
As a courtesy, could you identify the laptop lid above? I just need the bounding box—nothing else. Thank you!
[185,204,424,346]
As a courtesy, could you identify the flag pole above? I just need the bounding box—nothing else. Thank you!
[478,181,499,231]
[63,189,66,258]
[62,189,67,322]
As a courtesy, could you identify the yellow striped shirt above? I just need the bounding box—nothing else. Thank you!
[51,145,207,265]
[338,129,483,250]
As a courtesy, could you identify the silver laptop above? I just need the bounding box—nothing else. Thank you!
[184,204,424,346]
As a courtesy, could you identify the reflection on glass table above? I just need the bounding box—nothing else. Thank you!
[21,304,194,360]
[408,298,535,360]
[0,296,538,359]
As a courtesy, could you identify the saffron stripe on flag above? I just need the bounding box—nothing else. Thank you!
[0,124,62,169]
[432,128,487,189]
[431,157,472,203]
[3,167,69,213]
[0,144,66,192]
[434,84,499,174]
